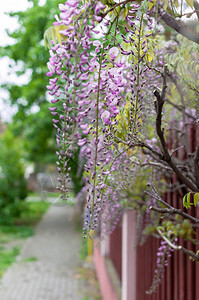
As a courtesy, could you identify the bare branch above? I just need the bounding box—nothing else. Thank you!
[154,66,199,192]
[194,144,199,188]
[157,228,181,250]
[160,11,199,44]
[132,160,173,172]
[100,0,130,20]
[145,190,173,209]
[170,146,185,158]
[167,73,190,154]
[150,206,199,223]
[157,228,199,262]
[130,141,164,160]
[180,246,199,261]
[165,98,196,121]
[164,183,187,192]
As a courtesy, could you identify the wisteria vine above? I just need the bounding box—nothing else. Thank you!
[46,0,199,294]
[46,0,155,237]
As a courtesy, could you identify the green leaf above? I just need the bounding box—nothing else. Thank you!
[157,226,164,232]
[183,192,192,209]
[148,0,155,10]
[185,0,194,8]
[122,7,129,21]
[44,25,68,49]
[194,193,199,207]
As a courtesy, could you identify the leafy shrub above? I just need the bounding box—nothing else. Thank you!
[0,130,27,224]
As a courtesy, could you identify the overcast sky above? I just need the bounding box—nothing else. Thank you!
[0,0,30,121]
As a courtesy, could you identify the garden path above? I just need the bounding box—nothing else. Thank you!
[0,204,91,300]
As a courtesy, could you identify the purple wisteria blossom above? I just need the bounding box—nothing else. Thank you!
[46,0,160,237]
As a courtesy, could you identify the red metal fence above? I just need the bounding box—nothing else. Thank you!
[109,224,122,281]
[105,124,199,299]
[136,211,199,300]
[136,124,199,299]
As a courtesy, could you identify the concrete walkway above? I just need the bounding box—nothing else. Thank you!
[0,205,89,300]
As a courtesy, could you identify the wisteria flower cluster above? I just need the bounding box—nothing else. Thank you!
[46,0,158,237]
[146,239,173,294]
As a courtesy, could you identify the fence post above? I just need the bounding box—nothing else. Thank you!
[122,210,137,300]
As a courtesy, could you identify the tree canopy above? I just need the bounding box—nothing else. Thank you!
[1,0,62,113]
[0,0,64,170]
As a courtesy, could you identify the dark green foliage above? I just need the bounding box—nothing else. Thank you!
[0,0,62,169]
[0,226,34,241]
[22,103,57,167]
[0,130,27,224]
[0,0,65,172]
[67,148,85,196]
[17,200,50,225]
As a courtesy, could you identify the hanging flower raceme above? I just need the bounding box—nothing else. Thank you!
[46,0,156,237]
[46,0,107,201]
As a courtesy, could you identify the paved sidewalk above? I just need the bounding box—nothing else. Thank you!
[0,205,88,300]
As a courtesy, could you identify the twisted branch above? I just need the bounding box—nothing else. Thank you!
[154,66,199,192]
[157,228,199,262]
[150,206,199,224]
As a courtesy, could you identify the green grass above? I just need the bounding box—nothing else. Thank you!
[15,201,50,225]
[0,246,21,277]
[0,226,34,244]
[79,237,88,260]
[28,191,63,198]
[0,200,50,278]
[23,256,37,262]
